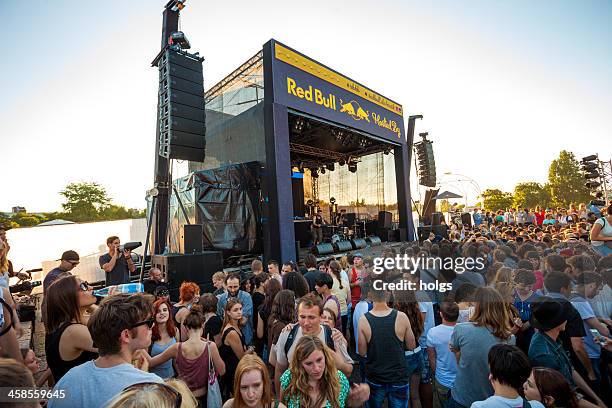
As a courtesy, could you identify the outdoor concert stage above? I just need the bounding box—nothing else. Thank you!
[170,39,415,264]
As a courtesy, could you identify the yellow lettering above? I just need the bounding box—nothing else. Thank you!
[315,89,323,105]
[287,77,297,96]
[305,86,313,101]
[296,87,304,98]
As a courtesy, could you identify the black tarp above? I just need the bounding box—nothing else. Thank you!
[169,162,262,257]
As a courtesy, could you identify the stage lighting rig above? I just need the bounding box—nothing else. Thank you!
[320,167,326,174]
[326,163,335,171]
[311,168,319,178]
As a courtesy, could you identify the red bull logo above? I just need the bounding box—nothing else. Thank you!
[287,77,337,110]
[339,99,370,123]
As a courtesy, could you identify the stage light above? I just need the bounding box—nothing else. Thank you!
[330,197,336,204]
[348,162,357,173]
[339,159,345,166]
[585,181,600,189]
[358,138,367,148]
[383,148,391,155]
[320,167,326,174]
[307,199,314,206]
[582,155,598,162]
[293,117,306,133]
[311,169,319,178]
[326,163,335,171]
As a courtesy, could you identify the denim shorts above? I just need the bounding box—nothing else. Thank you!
[404,348,423,378]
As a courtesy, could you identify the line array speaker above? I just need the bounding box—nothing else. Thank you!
[158,48,206,162]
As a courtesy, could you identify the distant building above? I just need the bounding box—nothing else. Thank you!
[11,206,26,214]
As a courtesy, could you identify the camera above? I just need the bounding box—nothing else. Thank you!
[119,242,142,252]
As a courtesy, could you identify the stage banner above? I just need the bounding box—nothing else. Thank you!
[270,40,406,144]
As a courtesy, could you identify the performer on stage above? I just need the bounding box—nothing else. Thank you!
[311,210,325,245]
[335,209,347,226]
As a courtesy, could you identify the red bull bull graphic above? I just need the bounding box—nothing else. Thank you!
[270,40,405,143]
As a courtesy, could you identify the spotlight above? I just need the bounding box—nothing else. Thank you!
[358,138,367,148]
[306,199,314,206]
[585,181,600,189]
[348,162,357,173]
[326,163,335,171]
[320,167,326,174]
[293,117,306,133]
[330,197,336,204]
[339,159,346,166]
[311,169,318,178]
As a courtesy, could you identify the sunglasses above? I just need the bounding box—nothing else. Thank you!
[68,260,80,266]
[123,382,181,408]
[79,281,90,291]
[129,317,155,330]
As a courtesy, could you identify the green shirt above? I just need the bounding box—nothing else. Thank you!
[528,331,575,387]
[280,369,349,408]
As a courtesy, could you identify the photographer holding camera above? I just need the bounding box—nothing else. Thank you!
[99,236,136,286]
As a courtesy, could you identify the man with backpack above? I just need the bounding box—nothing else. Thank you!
[271,293,353,394]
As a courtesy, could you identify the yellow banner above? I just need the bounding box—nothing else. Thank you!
[274,43,403,116]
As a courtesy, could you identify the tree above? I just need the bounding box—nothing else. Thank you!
[481,189,514,212]
[513,182,551,209]
[60,182,111,222]
[548,150,591,207]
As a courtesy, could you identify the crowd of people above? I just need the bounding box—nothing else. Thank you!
[0,202,610,407]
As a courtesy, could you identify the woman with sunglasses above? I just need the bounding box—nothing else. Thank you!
[223,354,287,408]
[150,299,177,379]
[45,275,98,382]
[147,305,225,406]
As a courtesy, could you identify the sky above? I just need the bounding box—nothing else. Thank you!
[1,0,611,212]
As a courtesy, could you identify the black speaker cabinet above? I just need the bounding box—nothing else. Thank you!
[351,238,367,249]
[461,213,472,227]
[180,224,203,254]
[432,225,449,239]
[378,211,392,229]
[432,212,444,226]
[365,236,382,246]
[395,228,407,242]
[152,252,222,301]
[345,213,356,226]
[418,226,432,242]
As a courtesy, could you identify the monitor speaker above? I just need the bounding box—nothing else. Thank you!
[334,240,353,252]
[151,252,222,301]
[351,238,367,249]
[180,224,203,254]
[157,48,206,162]
[418,226,432,242]
[365,236,382,246]
[432,225,449,239]
[314,243,334,255]
[345,213,356,226]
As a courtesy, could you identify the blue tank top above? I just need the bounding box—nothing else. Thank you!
[150,338,176,379]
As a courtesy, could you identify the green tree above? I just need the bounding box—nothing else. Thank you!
[481,189,514,212]
[60,182,111,222]
[547,151,591,207]
[513,182,551,209]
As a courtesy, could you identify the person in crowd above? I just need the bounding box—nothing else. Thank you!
[281,261,296,276]
[528,297,604,407]
[589,205,612,256]
[569,272,609,390]
[268,290,296,370]
[257,278,282,363]
[149,299,177,379]
[280,335,349,408]
[321,307,338,328]
[523,367,579,408]
[42,250,80,323]
[218,273,254,346]
[453,282,477,323]
[543,272,596,385]
[213,271,227,296]
[328,260,350,333]
[427,302,459,408]
[448,287,516,408]
[303,254,323,292]
[45,275,98,383]
[470,344,545,408]
[106,380,198,408]
[0,285,22,361]
[0,357,39,408]
[48,293,164,408]
[268,260,283,284]
[21,347,52,387]
[282,271,310,299]
[222,354,287,408]
[173,282,200,342]
[272,293,353,396]
[147,305,226,405]
[220,298,253,399]
[393,287,425,408]
[200,293,223,346]
[241,275,253,294]
[99,235,135,286]
[349,253,365,314]
[513,269,540,353]
[589,267,612,322]
[143,267,167,295]
[252,259,264,276]
[251,273,269,356]
[315,273,341,330]
[358,288,415,408]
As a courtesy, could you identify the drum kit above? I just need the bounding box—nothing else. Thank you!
[323,222,366,242]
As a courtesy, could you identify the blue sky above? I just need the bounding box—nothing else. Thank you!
[1,0,611,212]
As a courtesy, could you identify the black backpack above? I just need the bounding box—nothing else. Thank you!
[284,324,335,355]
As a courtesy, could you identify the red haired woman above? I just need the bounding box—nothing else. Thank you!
[150,299,176,379]
[172,281,200,341]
